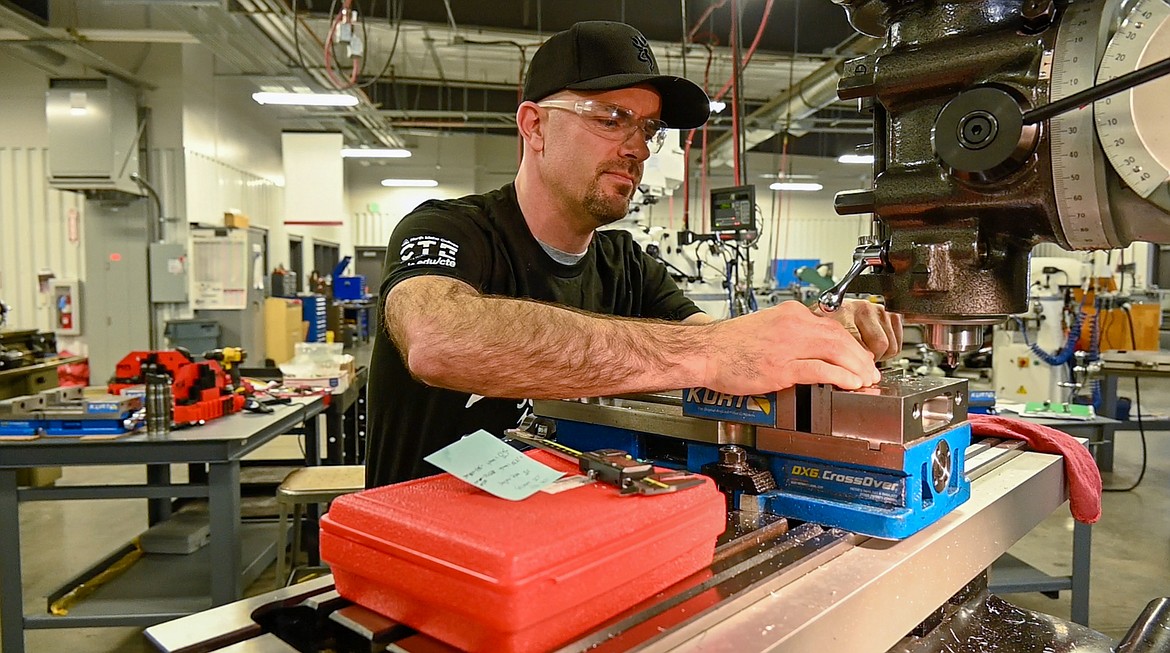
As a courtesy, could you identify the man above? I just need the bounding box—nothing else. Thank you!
[366,21,901,487]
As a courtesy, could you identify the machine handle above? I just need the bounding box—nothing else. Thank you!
[1116,597,1170,653]
[818,239,887,312]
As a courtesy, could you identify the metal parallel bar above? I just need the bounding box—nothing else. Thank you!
[44,542,139,610]
[0,469,26,653]
[18,483,207,502]
[208,461,243,605]
[568,526,860,653]
[144,577,336,651]
[23,612,185,629]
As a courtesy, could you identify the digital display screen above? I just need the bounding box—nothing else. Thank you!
[710,185,756,232]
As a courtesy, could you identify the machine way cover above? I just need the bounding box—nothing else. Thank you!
[321,449,725,653]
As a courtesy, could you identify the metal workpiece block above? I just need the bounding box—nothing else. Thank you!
[37,386,84,405]
[0,395,45,416]
[38,394,141,419]
[822,372,968,444]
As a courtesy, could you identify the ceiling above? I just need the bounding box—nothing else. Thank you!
[1,0,878,160]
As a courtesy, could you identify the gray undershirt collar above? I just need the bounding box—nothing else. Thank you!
[537,239,588,265]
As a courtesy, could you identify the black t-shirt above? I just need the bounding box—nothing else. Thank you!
[365,183,701,487]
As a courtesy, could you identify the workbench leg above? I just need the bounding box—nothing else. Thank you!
[1071,520,1091,626]
[356,381,367,464]
[326,405,344,464]
[207,461,242,606]
[146,464,172,526]
[304,414,321,466]
[1098,376,1118,473]
[0,470,27,653]
[343,392,360,465]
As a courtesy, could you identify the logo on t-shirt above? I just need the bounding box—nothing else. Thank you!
[400,235,459,268]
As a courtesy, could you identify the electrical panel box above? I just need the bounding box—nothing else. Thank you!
[149,243,189,303]
[46,77,144,198]
[51,279,81,336]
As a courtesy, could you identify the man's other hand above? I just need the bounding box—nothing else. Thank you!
[812,298,903,362]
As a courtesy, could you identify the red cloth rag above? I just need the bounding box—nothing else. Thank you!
[968,415,1102,524]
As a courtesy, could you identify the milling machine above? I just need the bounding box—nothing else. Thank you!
[144,0,1170,651]
[821,0,1170,369]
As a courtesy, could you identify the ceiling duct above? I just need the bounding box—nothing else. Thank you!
[46,77,146,198]
[708,33,880,168]
[0,3,153,87]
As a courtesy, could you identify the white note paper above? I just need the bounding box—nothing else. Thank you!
[424,430,564,501]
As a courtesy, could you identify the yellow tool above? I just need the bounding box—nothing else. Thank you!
[201,347,247,389]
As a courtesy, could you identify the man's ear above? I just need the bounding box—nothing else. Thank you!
[516,102,546,153]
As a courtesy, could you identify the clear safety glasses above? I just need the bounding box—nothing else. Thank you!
[537,99,669,153]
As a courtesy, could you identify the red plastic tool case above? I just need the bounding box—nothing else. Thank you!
[320,450,726,652]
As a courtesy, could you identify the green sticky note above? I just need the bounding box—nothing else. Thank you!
[424,429,565,500]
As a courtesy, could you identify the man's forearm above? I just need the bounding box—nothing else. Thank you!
[388,278,712,399]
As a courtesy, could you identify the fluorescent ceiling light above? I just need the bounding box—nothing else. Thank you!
[770,181,824,192]
[252,91,358,107]
[709,100,727,114]
[382,179,438,187]
[342,148,412,158]
[837,154,875,164]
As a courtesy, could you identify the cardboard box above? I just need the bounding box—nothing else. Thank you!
[223,211,250,229]
[17,467,62,487]
[264,298,304,365]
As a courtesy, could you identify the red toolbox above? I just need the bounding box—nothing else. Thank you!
[320,450,726,653]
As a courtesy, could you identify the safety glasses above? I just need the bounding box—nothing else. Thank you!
[537,99,669,153]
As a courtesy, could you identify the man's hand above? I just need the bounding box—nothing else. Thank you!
[704,301,883,395]
[812,299,903,361]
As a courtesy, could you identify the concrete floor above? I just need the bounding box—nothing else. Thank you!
[3,378,1168,652]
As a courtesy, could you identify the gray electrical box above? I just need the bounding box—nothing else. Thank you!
[149,243,189,303]
[46,77,144,198]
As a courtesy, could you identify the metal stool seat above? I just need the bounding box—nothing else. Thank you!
[275,465,365,588]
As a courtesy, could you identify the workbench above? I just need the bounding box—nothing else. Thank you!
[1094,351,1170,472]
[0,395,327,653]
[983,411,1108,625]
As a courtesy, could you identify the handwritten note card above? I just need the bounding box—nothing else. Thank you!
[424,430,565,501]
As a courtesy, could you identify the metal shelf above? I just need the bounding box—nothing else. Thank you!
[26,522,278,630]
[989,553,1070,596]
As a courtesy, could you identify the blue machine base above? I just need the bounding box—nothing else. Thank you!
[42,418,137,436]
[0,420,39,436]
[552,419,972,540]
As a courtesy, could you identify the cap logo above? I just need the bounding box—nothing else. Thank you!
[631,35,653,71]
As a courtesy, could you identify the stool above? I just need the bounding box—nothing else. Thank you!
[275,465,365,588]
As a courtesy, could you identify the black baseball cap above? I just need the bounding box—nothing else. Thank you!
[522,21,711,130]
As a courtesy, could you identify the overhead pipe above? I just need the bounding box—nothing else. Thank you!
[706,33,880,168]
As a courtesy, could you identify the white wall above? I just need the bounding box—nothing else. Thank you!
[348,132,513,247]
[0,51,87,353]
[347,136,870,281]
